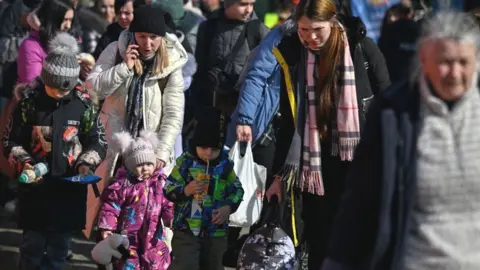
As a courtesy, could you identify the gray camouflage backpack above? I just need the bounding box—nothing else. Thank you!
[236,196,297,270]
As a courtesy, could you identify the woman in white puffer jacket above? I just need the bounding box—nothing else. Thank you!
[85,6,186,236]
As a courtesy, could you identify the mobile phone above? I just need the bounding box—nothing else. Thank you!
[129,32,136,45]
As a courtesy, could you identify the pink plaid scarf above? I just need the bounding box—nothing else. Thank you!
[300,34,360,195]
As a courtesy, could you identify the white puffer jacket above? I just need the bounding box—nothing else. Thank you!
[86,30,187,180]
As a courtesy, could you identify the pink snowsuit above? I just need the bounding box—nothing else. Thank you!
[98,168,173,270]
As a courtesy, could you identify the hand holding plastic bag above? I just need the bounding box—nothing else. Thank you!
[229,141,267,227]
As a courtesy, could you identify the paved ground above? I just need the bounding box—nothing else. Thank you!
[0,210,240,270]
[0,212,97,270]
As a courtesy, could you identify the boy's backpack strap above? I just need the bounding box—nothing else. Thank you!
[203,18,262,59]
[203,18,220,60]
[357,40,376,95]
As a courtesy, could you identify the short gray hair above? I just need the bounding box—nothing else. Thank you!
[419,11,480,49]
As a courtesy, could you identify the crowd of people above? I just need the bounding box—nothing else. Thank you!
[0,0,479,269]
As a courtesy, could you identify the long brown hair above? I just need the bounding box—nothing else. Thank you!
[295,0,344,139]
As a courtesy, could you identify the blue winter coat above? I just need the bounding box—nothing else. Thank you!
[226,24,287,147]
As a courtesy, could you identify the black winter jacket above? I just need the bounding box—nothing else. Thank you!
[378,19,420,83]
[3,80,108,231]
[93,22,124,60]
[323,80,421,270]
[192,9,269,108]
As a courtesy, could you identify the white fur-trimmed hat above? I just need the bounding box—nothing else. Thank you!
[110,130,159,172]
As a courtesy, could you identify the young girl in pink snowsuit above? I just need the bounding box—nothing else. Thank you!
[98,130,173,270]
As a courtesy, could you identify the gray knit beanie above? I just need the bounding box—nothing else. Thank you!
[223,0,240,8]
[110,130,159,173]
[40,33,80,91]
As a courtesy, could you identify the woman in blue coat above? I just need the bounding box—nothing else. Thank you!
[229,0,390,268]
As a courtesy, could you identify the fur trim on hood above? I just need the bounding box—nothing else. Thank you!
[26,8,41,31]
[182,53,197,91]
[13,80,39,101]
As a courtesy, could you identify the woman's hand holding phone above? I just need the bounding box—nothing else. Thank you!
[124,44,139,70]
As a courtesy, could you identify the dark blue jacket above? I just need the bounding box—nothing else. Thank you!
[323,80,421,270]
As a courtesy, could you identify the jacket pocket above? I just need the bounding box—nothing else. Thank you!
[361,95,374,119]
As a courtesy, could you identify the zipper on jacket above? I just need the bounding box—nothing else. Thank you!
[448,115,466,181]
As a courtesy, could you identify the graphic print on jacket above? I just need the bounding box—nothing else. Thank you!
[3,78,107,177]
[164,150,244,237]
[1,79,108,231]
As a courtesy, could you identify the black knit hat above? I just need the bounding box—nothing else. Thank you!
[129,5,166,36]
[193,107,229,149]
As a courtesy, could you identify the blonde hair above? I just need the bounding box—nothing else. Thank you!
[133,37,170,76]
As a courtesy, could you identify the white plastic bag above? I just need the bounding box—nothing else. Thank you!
[229,141,267,227]
[161,219,174,252]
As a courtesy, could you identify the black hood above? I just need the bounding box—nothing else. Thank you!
[105,22,125,36]
[338,15,367,44]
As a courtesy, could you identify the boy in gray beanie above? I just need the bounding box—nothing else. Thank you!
[3,32,107,270]
[40,33,82,95]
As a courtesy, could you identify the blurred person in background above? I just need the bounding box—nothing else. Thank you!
[184,0,203,16]
[465,0,480,25]
[381,1,414,25]
[23,0,94,81]
[93,0,143,59]
[0,0,30,216]
[152,0,205,53]
[18,0,75,84]
[200,0,220,18]
[277,1,294,25]
[191,0,268,115]
[378,2,419,83]
[82,0,116,54]
[97,0,116,22]
[93,0,144,58]
[0,0,29,108]
[322,11,480,270]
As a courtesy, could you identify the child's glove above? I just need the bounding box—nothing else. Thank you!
[91,233,129,266]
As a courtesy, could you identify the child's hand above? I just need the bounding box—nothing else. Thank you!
[23,163,42,182]
[184,181,206,196]
[212,205,232,224]
[78,164,91,176]
[101,230,112,239]
[23,163,34,171]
